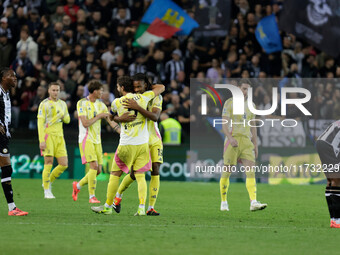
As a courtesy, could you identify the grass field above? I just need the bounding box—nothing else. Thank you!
[0,179,339,255]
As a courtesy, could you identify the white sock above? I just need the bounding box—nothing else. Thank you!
[116,192,122,198]
[251,200,258,205]
[148,206,153,211]
[335,218,340,224]
[331,218,335,221]
[89,195,95,199]
[221,201,228,205]
[77,183,81,190]
[139,204,145,209]
[104,203,112,208]
[8,202,16,211]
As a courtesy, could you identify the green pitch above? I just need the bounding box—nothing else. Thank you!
[0,179,339,255]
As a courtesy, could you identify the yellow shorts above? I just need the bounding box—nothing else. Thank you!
[223,136,255,165]
[79,141,103,165]
[149,140,163,163]
[111,143,151,173]
[41,134,67,158]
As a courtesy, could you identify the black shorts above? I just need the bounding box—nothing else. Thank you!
[316,140,340,179]
[0,133,10,157]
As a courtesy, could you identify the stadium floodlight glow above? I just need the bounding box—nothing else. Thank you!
[201,84,312,116]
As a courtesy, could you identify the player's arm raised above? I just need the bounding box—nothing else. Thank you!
[152,84,165,96]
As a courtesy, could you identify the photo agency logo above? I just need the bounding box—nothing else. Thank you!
[200,84,312,128]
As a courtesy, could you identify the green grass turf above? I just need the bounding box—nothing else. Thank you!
[0,179,339,255]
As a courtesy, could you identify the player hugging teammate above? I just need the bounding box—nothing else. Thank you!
[91,75,165,216]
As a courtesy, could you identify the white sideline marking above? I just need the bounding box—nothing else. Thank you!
[0,221,322,230]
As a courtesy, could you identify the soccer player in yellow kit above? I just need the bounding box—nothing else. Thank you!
[220,79,267,211]
[72,80,120,203]
[38,82,70,199]
[112,73,163,216]
[91,76,165,216]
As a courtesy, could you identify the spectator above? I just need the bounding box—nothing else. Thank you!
[51,5,65,24]
[165,49,184,82]
[0,17,12,40]
[128,53,146,76]
[16,26,38,65]
[28,85,47,129]
[63,0,80,23]
[11,49,34,77]
[177,98,194,136]
[0,32,14,68]
[159,113,182,145]
[27,8,41,41]
[101,41,116,70]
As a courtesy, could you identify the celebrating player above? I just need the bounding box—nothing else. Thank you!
[72,80,120,203]
[220,79,267,211]
[316,120,340,228]
[112,73,163,216]
[38,82,70,199]
[91,76,164,216]
[0,67,28,216]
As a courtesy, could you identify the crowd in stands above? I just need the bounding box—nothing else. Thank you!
[1,0,339,140]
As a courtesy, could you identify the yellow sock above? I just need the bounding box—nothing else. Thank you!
[135,173,147,205]
[246,172,257,201]
[106,175,120,206]
[117,174,134,195]
[79,172,89,187]
[42,164,52,190]
[148,175,160,208]
[50,165,67,183]
[220,172,231,202]
[88,169,97,196]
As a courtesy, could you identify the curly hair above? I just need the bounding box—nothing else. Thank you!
[0,67,11,83]
[132,73,152,91]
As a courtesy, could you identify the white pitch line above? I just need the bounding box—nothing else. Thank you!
[0,221,324,230]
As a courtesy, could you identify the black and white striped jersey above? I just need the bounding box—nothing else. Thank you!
[165,60,184,81]
[0,85,11,138]
[318,120,340,156]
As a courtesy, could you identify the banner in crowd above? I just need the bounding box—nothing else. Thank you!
[308,119,334,139]
[279,0,340,57]
[255,14,282,54]
[133,0,199,47]
[194,0,231,37]
[260,120,306,147]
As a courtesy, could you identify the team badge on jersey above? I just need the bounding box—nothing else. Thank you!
[79,107,83,113]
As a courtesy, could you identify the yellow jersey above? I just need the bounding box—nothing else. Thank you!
[77,97,108,144]
[37,98,70,143]
[147,95,163,145]
[222,98,255,138]
[111,91,155,145]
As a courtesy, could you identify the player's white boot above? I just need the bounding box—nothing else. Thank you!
[250,200,267,211]
[44,189,55,199]
[220,201,229,211]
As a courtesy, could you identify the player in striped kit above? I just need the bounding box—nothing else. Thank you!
[317,120,340,228]
[0,67,28,216]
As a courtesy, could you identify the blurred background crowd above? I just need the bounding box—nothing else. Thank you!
[0,0,339,141]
